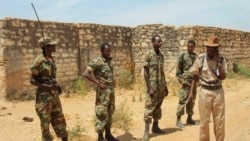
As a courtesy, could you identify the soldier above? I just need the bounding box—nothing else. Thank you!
[142,35,168,141]
[175,40,198,128]
[83,43,119,141]
[189,35,227,141]
[30,36,68,141]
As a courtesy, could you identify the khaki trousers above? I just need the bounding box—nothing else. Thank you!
[198,88,225,141]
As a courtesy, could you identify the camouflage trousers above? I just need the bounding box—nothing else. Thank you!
[35,91,68,141]
[143,90,165,123]
[95,86,115,133]
[176,85,197,116]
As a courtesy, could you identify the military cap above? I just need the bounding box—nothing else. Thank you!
[38,36,57,47]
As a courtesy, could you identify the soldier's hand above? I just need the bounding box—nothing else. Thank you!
[214,48,220,63]
[148,87,155,98]
[182,82,188,87]
[51,84,60,91]
[98,82,107,89]
[188,93,193,102]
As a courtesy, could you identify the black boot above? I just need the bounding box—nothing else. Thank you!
[61,137,68,141]
[176,115,185,128]
[186,115,197,125]
[98,132,105,141]
[152,121,165,134]
[105,128,119,141]
[142,122,150,141]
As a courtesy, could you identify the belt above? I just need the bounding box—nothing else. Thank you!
[201,84,222,90]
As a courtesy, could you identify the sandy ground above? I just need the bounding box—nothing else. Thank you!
[0,78,250,141]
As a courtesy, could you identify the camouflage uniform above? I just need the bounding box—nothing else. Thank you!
[176,52,198,116]
[30,54,68,141]
[86,56,115,133]
[143,49,167,123]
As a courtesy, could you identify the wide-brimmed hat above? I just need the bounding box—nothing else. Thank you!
[203,35,219,47]
[38,36,57,47]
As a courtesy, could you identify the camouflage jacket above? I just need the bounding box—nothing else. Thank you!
[176,52,197,85]
[87,56,114,85]
[30,54,56,84]
[143,49,166,90]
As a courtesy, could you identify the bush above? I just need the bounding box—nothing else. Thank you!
[91,100,133,132]
[112,100,133,132]
[116,68,133,89]
[68,121,87,141]
[66,76,90,97]
[232,63,250,78]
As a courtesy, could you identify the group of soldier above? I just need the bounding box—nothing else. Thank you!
[30,34,227,141]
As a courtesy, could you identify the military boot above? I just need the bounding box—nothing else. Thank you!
[98,131,105,141]
[105,128,119,141]
[142,122,150,141]
[61,137,68,141]
[152,121,165,134]
[176,115,185,128]
[186,114,197,125]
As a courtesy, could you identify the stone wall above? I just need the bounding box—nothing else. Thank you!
[0,18,79,98]
[177,26,250,70]
[131,24,178,80]
[77,23,133,75]
[0,17,250,99]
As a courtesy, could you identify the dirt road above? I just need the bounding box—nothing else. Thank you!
[0,78,249,141]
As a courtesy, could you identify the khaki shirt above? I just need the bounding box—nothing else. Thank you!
[189,53,227,86]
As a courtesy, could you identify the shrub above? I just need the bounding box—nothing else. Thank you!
[116,67,133,89]
[66,76,90,97]
[232,63,250,78]
[68,121,87,141]
[91,100,133,132]
[112,100,133,132]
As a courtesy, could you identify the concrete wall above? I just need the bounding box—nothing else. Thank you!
[0,17,250,99]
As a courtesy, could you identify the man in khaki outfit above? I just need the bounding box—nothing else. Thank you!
[189,35,227,141]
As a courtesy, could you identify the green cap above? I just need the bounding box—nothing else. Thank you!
[38,36,57,47]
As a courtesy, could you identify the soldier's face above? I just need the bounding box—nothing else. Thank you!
[187,43,195,53]
[102,46,111,59]
[47,45,56,53]
[152,37,162,50]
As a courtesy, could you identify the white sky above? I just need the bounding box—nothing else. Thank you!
[0,0,250,32]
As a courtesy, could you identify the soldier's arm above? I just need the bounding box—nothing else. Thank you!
[30,74,54,90]
[176,54,186,85]
[83,67,106,89]
[143,66,150,89]
[188,75,199,101]
[84,68,99,85]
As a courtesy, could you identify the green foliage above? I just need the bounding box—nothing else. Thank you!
[67,76,89,96]
[91,100,133,132]
[232,63,250,78]
[111,100,133,132]
[116,68,133,89]
[68,121,86,140]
